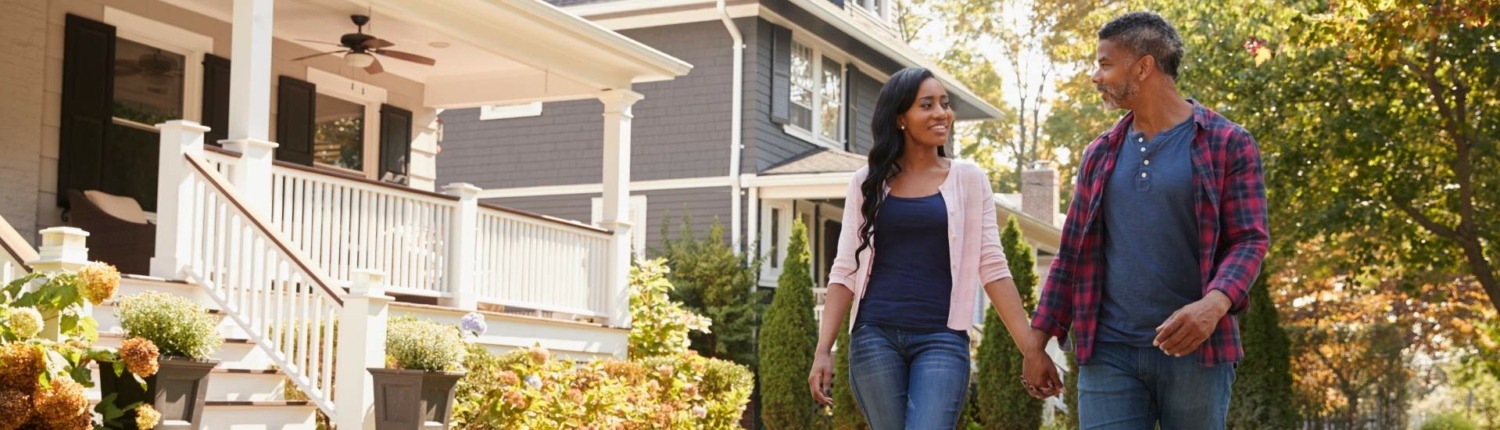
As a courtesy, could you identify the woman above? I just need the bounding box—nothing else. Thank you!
[808,67,1063,429]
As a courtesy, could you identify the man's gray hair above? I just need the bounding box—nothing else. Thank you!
[1099,11,1185,80]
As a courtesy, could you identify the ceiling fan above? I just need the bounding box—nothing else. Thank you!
[293,14,435,75]
[115,49,182,78]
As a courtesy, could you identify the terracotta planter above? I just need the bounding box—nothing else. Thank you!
[368,368,466,430]
[98,357,220,430]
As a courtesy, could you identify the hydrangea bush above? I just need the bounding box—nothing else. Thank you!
[0,262,161,429]
[452,258,753,428]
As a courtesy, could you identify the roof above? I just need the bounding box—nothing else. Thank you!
[762,148,867,175]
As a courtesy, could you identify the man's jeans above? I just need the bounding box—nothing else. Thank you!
[1079,341,1236,429]
[848,324,971,430]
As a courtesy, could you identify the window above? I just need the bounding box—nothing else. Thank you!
[785,40,845,149]
[107,39,188,212]
[305,68,386,178]
[313,94,365,172]
[854,0,892,22]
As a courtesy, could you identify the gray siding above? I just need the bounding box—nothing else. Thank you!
[482,187,733,257]
[849,68,882,156]
[437,20,744,189]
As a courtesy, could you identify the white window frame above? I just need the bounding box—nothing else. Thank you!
[759,200,794,286]
[306,68,387,179]
[105,7,211,126]
[851,0,894,25]
[814,203,843,289]
[591,195,648,258]
[784,38,847,151]
[479,102,543,120]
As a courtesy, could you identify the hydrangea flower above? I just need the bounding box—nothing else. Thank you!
[460,312,487,337]
[6,307,42,340]
[135,404,162,429]
[524,374,543,389]
[78,261,121,306]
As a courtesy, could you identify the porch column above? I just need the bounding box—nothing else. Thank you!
[223,0,277,213]
[598,89,643,329]
[150,121,208,279]
[442,183,481,311]
[335,269,392,430]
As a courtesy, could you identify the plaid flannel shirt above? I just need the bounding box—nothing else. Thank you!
[1031,100,1269,366]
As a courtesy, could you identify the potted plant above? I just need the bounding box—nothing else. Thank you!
[369,316,468,429]
[102,291,224,430]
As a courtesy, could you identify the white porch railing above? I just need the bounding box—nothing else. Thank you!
[0,219,34,283]
[269,163,454,297]
[179,151,344,416]
[474,204,612,318]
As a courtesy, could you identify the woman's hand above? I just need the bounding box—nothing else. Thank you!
[808,350,836,406]
[1021,345,1064,399]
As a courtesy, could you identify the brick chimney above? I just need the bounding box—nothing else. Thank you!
[1021,161,1059,227]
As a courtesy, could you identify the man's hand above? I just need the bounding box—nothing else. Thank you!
[1021,329,1064,399]
[1154,290,1232,357]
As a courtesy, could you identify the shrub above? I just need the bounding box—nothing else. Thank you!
[1421,412,1479,430]
[116,291,222,360]
[629,258,712,360]
[759,219,819,429]
[385,316,465,372]
[654,213,765,369]
[454,347,752,429]
[1228,267,1297,429]
[832,316,866,429]
[976,216,1043,429]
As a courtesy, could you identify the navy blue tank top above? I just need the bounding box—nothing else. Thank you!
[855,193,956,333]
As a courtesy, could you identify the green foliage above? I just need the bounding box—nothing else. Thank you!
[1228,271,1297,429]
[1421,412,1480,430]
[759,219,819,429]
[115,291,222,360]
[385,316,466,372]
[654,213,766,369]
[1062,352,1079,430]
[454,345,752,429]
[975,216,1042,429]
[628,258,712,360]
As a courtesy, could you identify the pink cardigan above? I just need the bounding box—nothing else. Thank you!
[828,159,1014,332]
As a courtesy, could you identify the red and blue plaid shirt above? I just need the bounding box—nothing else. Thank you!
[1031,100,1269,366]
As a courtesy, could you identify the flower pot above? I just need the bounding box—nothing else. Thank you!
[99,357,220,430]
[368,368,466,430]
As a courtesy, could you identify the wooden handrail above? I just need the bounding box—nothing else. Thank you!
[0,215,36,274]
[185,153,344,306]
[271,160,459,202]
[476,202,613,235]
[204,145,243,158]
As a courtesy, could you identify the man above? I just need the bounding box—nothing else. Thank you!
[1019,11,1269,429]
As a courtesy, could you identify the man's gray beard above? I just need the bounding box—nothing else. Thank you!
[1100,82,1137,111]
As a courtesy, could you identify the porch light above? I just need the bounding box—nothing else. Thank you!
[345,52,375,67]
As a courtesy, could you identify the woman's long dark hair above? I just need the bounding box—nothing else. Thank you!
[853,67,948,270]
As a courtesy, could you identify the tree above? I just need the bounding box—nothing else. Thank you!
[1227,268,1297,429]
[976,216,1042,429]
[759,220,819,429]
[628,259,713,360]
[654,213,766,369]
[831,318,867,430]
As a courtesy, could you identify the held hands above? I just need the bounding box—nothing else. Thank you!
[808,350,835,406]
[1021,331,1065,399]
[1153,290,1233,357]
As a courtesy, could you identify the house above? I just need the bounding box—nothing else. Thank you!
[0,0,689,427]
[434,0,1074,421]
[434,0,1065,321]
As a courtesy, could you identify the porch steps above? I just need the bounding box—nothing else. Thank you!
[83,275,318,429]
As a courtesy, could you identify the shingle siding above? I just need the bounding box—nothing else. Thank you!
[436,20,742,189]
[482,187,733,256]
[849,69,882,157]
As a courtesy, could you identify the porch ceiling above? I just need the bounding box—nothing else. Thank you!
[163,0,691,108]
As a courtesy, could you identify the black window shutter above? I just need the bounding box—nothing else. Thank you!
[378,104,413,185]
[201,54,231,146]
[844,65,857,152]
[57,14,116,208]
[769,24,793,125]
[275,75,315,166]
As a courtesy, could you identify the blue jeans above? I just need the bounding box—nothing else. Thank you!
[847,324,971,430]
[1078,341,1236,430]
